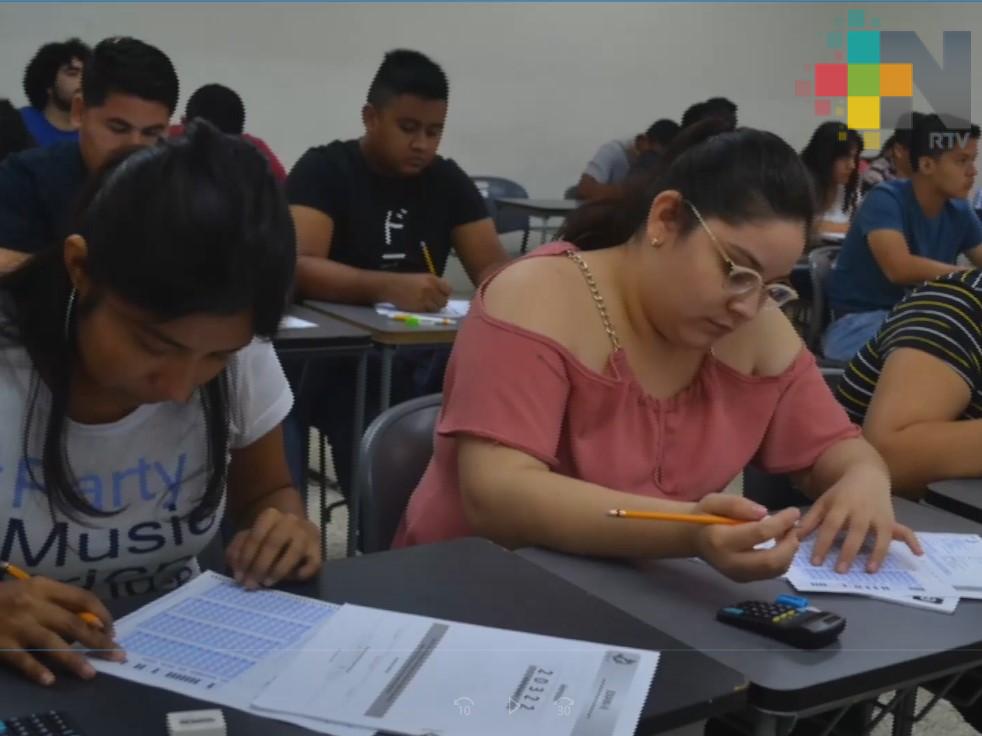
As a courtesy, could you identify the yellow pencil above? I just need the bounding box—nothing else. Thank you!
[1,560,105,628]
[420,241,437,276]
[606,509,744,526]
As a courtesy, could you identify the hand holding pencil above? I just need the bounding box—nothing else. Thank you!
[0,561,125,686]
[609,493,801,583]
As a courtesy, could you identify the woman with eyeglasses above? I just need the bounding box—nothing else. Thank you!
[392,122,920,582]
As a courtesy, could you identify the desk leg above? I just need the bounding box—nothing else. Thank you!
[347,352,368,557]
[891,688,916,736]
[291,360,325,559]
[751,713,795,736]
[380,345,394,411]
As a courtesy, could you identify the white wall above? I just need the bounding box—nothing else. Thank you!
[1,3,980,197]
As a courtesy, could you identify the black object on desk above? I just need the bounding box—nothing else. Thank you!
[926,478,982,525]
[0,711,85,736]
[717,598,845,649]
[0,538,748,735]
[520,498,982,720]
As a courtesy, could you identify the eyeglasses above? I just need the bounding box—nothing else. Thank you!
[684,200,799,308]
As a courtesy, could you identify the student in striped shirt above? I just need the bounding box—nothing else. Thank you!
[838,269,982,733]
[838,269,982,498]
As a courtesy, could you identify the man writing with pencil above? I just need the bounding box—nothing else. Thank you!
[285,49,507,494]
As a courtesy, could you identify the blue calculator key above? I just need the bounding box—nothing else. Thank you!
[775,594,809,609]
[721,606,745,616]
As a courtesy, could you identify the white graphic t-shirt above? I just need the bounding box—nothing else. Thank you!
[0,335,292,599]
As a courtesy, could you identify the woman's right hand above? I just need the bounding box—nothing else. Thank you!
[0,577,124,685]
[693,494,801,582]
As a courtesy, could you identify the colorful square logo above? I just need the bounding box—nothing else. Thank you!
[794,11,972,150]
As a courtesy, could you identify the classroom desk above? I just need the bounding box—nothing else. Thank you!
[519,499,982,736]
[274,305,373,557]
[926,478,982,525]
[496,197,582,244]
[305,300,459,411]
[0,539,749,735]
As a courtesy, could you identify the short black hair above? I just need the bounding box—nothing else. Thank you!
[82,36,179,114]
[185,84,245,135]
[0,99,37,162]
[682,98,739,130]
[681,102,707,130]
[366,49,448,108]
[645,119,680,147]
[891,111,923,150]
[909,113,981,172]
[22,38,91,110]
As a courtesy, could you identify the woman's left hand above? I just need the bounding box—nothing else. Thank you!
[796,466,922,573]
[225,508,322,589]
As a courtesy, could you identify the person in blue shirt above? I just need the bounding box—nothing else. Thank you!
[0,37,177,273]
[823,113,982,361]
[18,39,91,147]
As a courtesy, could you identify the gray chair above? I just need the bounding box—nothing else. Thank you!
[806,245,841,355]
[197,531,227,574]
[353,393,442,554]
[471,176,531,253]
[743,367,845,509]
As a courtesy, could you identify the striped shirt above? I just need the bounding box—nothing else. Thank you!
[837,269,982,423]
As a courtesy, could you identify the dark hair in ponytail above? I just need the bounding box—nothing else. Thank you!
[0,120,295,524]
[561,122,815,252]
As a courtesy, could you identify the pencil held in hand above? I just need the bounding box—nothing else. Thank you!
[420,241,437,275]
[1,561,105,628]
[606,509,743,526]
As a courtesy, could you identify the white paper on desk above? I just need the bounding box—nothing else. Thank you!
[253,603,659,736]
[784,538,956,598]
[374,298,470,320]
[918,532,982,597]
[279,315,318,329]
[862,591,960,614]
[89,571,374,736]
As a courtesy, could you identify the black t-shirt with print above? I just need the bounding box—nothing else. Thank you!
[286,139,488,276]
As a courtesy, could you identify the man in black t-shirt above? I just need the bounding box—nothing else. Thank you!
[287,49,507,310]
[0,37,178,272]
[283,49,508,498]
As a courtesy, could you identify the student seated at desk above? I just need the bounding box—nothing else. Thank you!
[824,113,982,362]
[0,123,320,686]
[860,112,920,195]
[18,38,90,148]
[801,121,863,237]
[577,118,680,201]
[0,36,178,273]
[285,49,507,492]
[838,269,982,497]
[834,271,982,732]
[393,124,920,581]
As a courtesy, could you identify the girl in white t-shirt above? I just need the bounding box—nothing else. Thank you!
[801,121,864,238]
[0,122,320,686]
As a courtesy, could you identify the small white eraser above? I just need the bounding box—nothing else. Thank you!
[166,708,226,736]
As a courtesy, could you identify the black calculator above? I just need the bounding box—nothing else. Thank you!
[0,711,86,736]
[716,596,846,649]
